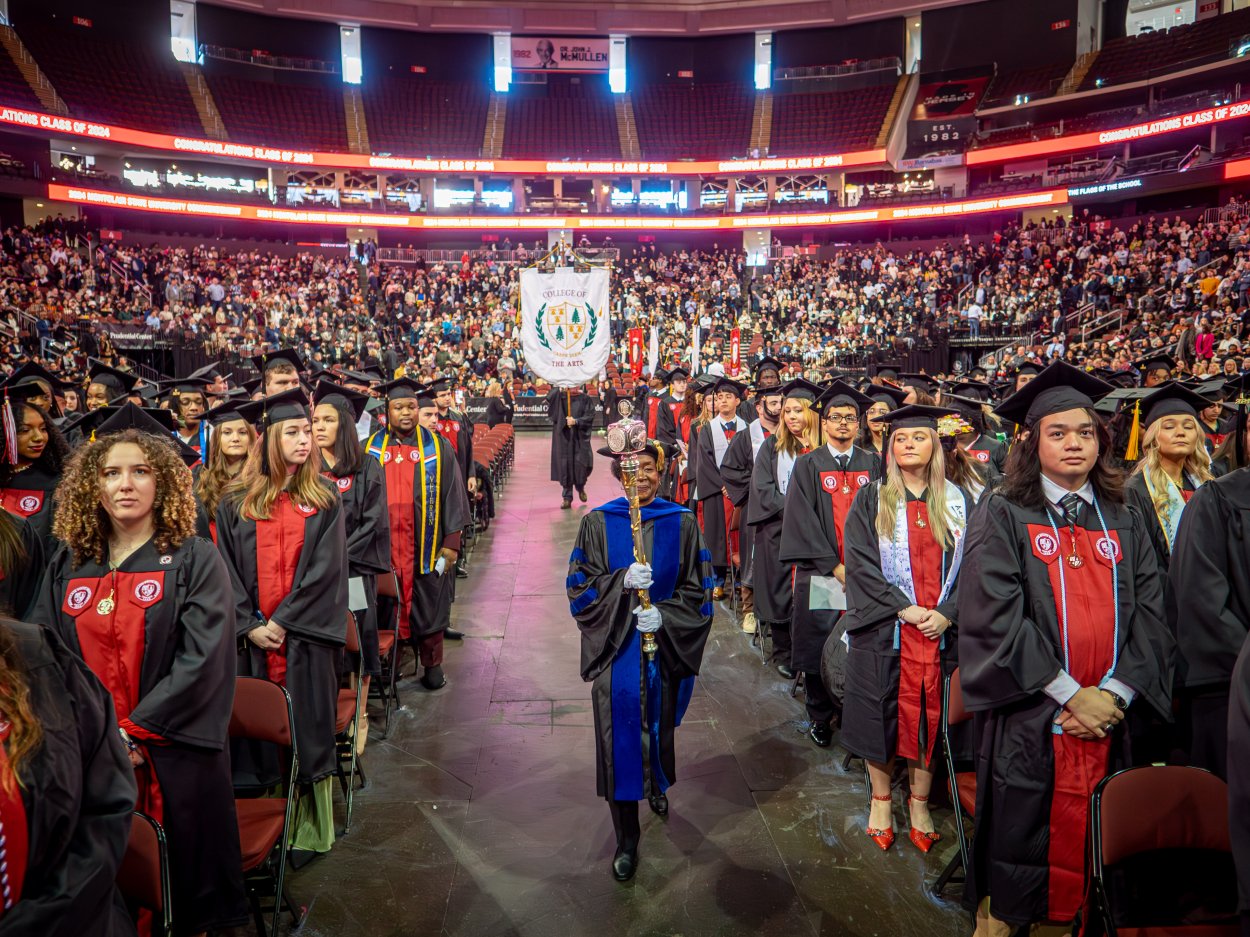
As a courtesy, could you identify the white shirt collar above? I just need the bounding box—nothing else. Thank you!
[827,442,855,460]
[1041,473,1094,509]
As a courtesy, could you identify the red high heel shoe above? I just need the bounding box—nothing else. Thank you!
[866,793,895,851]
[907,794,942,853]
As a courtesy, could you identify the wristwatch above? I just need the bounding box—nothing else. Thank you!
[1104,690,1129,712]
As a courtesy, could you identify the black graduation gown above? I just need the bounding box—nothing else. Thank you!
[1124,470,1198,572]
[965,433,1007,475]
[778,446,882,673]
[216,482,348,785]
[0,515,42,619]
[30,538,247,934]
[1227,630,1250,918]
[840,482,970,763]
[326,455,391,678]
[746,435,794,623]
[690,416,745,567]
[3,620,137,937]
[720,423,763,585]
[642,392,677,445]
[435,408,474,492]
[1166,467,1250,778]
[547,390,595,490]
[567,502,712,800]
[957,493,1173,926]
[0,465,60,556]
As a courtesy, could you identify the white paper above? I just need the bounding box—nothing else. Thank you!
[348,576,368,612]
[808,575,847,611]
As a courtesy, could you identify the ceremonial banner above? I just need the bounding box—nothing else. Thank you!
[692,325,702,376]
[628,327,644,377]
[647,325,659,379]
[511,37,610,72]
[520,265,611,387]
[731,328,741,376]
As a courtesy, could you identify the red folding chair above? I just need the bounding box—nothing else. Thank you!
[931,667,975,896]
[229,677,302,937]
[117,810,172,936]
[369,569,401,736]
[335,612,368,833]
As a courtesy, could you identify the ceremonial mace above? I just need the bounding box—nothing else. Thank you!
[605,399,658,661]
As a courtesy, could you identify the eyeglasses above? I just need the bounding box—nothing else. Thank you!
[823,414,859,425]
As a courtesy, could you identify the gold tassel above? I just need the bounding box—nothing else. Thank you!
[1124,399,1142,462]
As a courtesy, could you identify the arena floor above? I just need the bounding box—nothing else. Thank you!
[286,431,970,937]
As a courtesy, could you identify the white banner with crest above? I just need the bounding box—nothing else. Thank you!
[520,266,611,387]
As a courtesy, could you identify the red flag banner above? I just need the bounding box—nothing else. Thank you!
[731,328,741,376]
[628,327,644,377]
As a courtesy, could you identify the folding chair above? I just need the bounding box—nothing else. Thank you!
[1090,765,1239,936]
[118,811,172,937]
[931,668,976,896]
[369,569,401,736]
[335,612,368,834]
[229,677,302,937]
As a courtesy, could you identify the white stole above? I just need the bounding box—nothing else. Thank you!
[777,448,798,496]
[711,415,746,468]
[878,479,967,650]
[749,419,767,459]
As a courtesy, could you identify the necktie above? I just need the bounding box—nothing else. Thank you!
[723,422,735,437]
[834,455,849,472]
[1059,492,1082,527]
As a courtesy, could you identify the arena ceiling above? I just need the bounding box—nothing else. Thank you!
[202,0,977,36]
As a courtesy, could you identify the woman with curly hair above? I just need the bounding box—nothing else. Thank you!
[0,395,69,554]
[215,388,347,866]
[193,399,256,542]
[29,407,247,937]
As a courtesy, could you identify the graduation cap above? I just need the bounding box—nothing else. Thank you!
[360,365,388,383]
[945,380,995,403]
[4,361,74,393]
[753,382,786,401]
[666,366,691,383]
[312,379,370,422]
[812,379,873,416]
[751,356,784,379]
[993,361,1114,428]
[710,377,747,399]
[780,378,823,402]
[896,372,937,394]
[248,347,305,376]
[237,387,310,427]
[1092,386,1150,416]
[864,382,908,411]
[1139,381,1214,429]
[158,376,213,400]
[425,376,453,396]
[870,362,902,381]
[186,363,225,383]
[1011,361,1043,381]
[877,405,959,431]
[1133,352,1176,381]
[969,366,989,381]
[202,399,250,427]
[376,377,435,406]
[1093,367,1138,390]
[338,369,378,387]
[652,367,670,384]
[87,360,140,398]
[241,378,263,398]
[71,403,200,466]
[691,374,717,394]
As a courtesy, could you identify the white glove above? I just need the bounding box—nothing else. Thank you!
[434,556,447,576]
[623,562,653,591]
[634,605,662,634]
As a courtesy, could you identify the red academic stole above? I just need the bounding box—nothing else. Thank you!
[966,449,992,465]
[0,488,43,519]
[1027,522,1120,922]
[376,438,420,639]
[437,416,461,454]
[646,396,662,438]
[818,458,871,548]
[895,502,943,764]
[255,495,315,685]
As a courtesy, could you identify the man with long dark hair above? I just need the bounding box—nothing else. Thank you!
[956,361,1173,936]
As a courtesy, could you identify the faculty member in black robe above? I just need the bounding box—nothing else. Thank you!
[567,442,712,882]
[958,362,1173,935]
[0,618,137,936]
[32,411,247,935]
[548,385,596,508]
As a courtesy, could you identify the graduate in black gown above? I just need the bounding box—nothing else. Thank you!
[841,405,972,855]
[747,378,822,677]
[31,408,247,935]
[690,377,748,594]
[312,381,391,681]
[0,617,137,935]
[858,383,908,458]
[365,380,470,690]
[957,362,1173,935]
[567,441,712,882]
[431,377,476,580]
[1227,630,1250,935]
[720,383,783,635]
[1167,388,1250,779]
[779,380,881,747]
[193,399,257,543]
[0,397,68,555]
[548,384,596,508]
[215,388,348,863]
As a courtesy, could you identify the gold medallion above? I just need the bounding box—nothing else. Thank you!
[1067,555,1083,569]
[96,595,115,615]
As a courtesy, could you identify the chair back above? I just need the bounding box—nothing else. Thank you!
[376,570,399,600]
[228,676,294,748]
[118,811,172,934]
[345,612,360,654]
[944,668,972,727]
[1095,765,1230,866]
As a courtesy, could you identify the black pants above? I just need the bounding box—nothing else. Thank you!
[607,799,640,851]
[769,619,792,665]
[561,484,586,499]
[804,670,837,726]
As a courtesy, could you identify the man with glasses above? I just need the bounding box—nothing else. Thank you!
[780,380,880,748]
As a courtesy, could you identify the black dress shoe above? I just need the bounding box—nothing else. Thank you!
[776,663,796,680]
[443,628,465,641]
[455,565,469,579]
[611,846,638,881]
[578,488,588,503]
[421,665,447,690]
[647,792,668,816]
[809,721,832,748]
[560,499,572,509]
